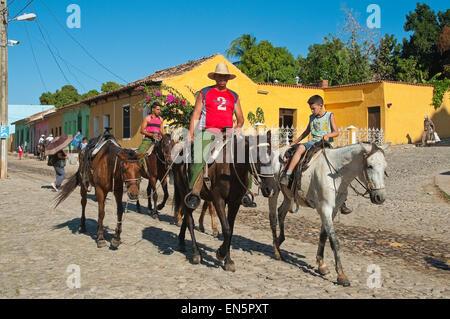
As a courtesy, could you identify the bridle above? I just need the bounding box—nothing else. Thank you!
[231,138,275,196]
[112,153,142,192]
[323,144,386,199]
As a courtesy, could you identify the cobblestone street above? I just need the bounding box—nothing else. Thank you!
[0,144,449,299]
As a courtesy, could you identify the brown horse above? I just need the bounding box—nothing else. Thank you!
[173,131,276,271]
[54,140,145,248]
[136,134,174,219]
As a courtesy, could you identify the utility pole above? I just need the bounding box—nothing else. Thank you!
[0,0,8,179]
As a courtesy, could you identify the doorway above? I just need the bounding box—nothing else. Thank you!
[368,107,381,129]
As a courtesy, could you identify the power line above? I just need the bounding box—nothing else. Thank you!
[34,18,72,85]
[37,17,86,92]
[23,22,48,92]
[38,0,128,84]
[9,0,34,20]
[23,21,103,85]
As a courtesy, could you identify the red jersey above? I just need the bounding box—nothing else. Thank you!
[199,86,238,131]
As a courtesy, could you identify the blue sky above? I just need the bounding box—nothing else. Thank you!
[6,0,449,105]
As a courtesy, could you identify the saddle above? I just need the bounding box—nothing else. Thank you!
[80,127,121,188]
[282,140,332,189]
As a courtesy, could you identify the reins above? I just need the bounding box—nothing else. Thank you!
[322,143,385,198]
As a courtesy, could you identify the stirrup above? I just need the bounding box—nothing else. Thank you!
[184,192,201,210]
[242,194,257,208]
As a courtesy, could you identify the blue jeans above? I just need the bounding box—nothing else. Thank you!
[54,166,66,188]
[302,141,317,150]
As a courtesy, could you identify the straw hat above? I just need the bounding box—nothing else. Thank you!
[208,62,236,80]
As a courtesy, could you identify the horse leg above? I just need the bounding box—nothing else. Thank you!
[213,198,230,263]
[136,199,141,214]
[276,197,291,258]
[147,184,152,213]
[316,225,330,275]
[319,205,350,286]
[269,188,281,260]
[178,209,187,252]
[79,185,87,233]
[185,209,202,264]
[151,186,159,220]
[221,201,240,272]
[199,201,207,233]
[209,202,219,238]
[111,190,124,248]
[95,187,107,248]
[157,180,169,211]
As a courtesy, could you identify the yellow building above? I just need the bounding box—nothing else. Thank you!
[49,54,449,147]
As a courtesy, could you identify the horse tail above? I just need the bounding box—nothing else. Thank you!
[53,171,80,208]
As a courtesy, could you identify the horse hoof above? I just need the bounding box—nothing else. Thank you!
[192,254,202,264]
[199,225,205,233]
[337,274,351,287]
[157,204,165,211]
[212,230,219,238]
[78,226,86,234]
[111,238,121,248]
[178,244,186,252]
[152,213,160,220]
[216,250,225,262]
[318,265,330,276]
[224,261,236,272]
[176,220,182,227]
[97,239,107,248]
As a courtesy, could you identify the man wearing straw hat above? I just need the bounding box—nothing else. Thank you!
[184,62,256,209]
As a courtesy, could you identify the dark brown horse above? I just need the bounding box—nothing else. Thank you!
[136,134,174,219]
[173,131,276,271]
[54,140,145,248]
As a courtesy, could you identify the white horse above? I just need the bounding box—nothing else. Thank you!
[268,142,390,286]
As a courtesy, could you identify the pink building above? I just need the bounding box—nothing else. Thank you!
[27,108,56,154]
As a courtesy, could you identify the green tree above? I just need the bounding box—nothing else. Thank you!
[81,89,100,100]
[298,36,353,85]
[239,41,299,84]
[39,92,56,105]
[226,34,257,66]
[372,34,401,81]
[53,85,81,108]
[101,81,122,93]
[402,3,448,80]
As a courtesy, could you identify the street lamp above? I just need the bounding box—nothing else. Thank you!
[1,2,37,179]
[7,39,19,46]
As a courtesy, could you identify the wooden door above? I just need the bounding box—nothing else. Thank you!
[368,107,381,129]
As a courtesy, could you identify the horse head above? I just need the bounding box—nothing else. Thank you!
[156,133,175,166]
[360,142,391,205]
[247,130,277,198]
[117,151,146,201]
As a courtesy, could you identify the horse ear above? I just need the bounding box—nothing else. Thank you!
[137,153,146,160]
[381,142,391,151]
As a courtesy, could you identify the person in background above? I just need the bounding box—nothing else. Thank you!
[421,115,435,147]
[51,150,68,191]
[18,144,23,160]
[80,137,88,150]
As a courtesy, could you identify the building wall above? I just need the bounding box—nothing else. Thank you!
[88,93,144,149]
[430,91,450,139]
[47,112,63,137]
[62,105,90,138]
[383,83,436,144]
[324,83,386,133]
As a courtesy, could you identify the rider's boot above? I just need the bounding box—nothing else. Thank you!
[184,174,203,210]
